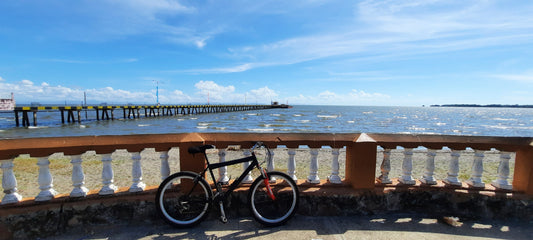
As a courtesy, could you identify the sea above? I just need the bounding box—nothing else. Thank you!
[1,105,533,139]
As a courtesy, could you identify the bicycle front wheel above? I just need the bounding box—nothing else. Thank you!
[155,171,212,227]
[248,171,299,226]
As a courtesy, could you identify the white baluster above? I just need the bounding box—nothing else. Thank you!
[129,152,146,192]
[70,154,88,197]
[99,153,118,195]
[466,150,485,188]
[328,149,342,184]
[35,156,58,201]
[399,148,415,185]
[307,149,320,184]
[420,149,437,185]
[444,149,462,186]
[267,149,275,172]
[218,149,229,185]
[242,149,254,184]
[287,149,297,181]
[1,159,22,204]
[377,148,392,184]
[267,149,276,182]
[159,151,170,181]
[491,151,512,190]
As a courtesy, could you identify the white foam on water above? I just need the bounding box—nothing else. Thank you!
[28,126,48,129]
[347,120,355,123]
[493,118,516,121]
[247,128,274,132]
[138,124,151,127]
[198,122,210,126]
[296,120,310,123]
[317,115,338,119]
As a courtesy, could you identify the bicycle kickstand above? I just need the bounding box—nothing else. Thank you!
[218,201,228,224]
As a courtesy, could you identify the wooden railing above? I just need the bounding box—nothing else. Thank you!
[1,133,532,205]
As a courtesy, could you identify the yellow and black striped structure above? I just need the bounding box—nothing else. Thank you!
[13,104,287,127]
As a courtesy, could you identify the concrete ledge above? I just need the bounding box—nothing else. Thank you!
[1,182,532,239]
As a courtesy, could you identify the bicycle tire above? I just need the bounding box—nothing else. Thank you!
[155,171,212,227]
[248,171,299,226]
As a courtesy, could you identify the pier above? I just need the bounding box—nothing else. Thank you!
[12,104,283,127]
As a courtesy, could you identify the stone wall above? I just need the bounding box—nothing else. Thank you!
[1,187,532,239]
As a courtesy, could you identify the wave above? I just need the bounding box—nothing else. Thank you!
[492,118,517,121]
[317,115,338,119]
[247,128,274,132]
[296,120,310,123]
[138,124,151,127]
[28,126,49,129]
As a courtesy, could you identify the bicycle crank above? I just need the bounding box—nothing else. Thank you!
[218,201,228,223]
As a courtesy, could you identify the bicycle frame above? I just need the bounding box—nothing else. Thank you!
[199,150,263,198]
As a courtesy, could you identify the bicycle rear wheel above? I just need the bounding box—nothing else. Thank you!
[248,171,299,226]
[155,171,212,227]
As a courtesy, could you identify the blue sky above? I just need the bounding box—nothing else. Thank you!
[1,0,533,106]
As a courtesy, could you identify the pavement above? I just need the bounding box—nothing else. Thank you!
[45,213,532,240]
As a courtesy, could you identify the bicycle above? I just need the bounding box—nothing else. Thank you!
[155,142,299,227]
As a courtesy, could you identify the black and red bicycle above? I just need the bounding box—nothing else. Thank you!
[155,142,299,227]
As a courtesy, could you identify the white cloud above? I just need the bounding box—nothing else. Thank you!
[1,77,390,105]
[21,80,34,86]
[194,80,236,102]
[177,63,253,74]
[286,89,390,106]
[0,77,5,82]
[249,86,278,103]
[219,1,533,73]
[491,73,533,83]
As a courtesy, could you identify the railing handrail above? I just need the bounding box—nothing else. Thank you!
[2,133,533,196]
[2,133,532,159]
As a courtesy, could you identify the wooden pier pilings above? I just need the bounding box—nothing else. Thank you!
[12,104,281,127]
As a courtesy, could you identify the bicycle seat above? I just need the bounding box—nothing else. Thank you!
[188,145,215,154]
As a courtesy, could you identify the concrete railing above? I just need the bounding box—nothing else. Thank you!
[1,133,533,205]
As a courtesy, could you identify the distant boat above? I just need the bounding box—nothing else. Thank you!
[271,101,292,108]
[0,93,15,111]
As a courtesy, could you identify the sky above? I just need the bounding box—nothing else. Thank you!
[1,0,533,106]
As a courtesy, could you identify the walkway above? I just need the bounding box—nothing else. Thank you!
[47,214,532,240]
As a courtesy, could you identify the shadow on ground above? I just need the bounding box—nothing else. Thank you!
[47,213,532,240]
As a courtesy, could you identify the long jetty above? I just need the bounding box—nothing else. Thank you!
[13,104,287,127]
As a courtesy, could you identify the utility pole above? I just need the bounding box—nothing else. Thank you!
[153,80,159,105]
[84,91,87,119]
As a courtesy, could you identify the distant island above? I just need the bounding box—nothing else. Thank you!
[430,104,533,108]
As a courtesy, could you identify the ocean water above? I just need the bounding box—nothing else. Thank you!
[1,105,533,139]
